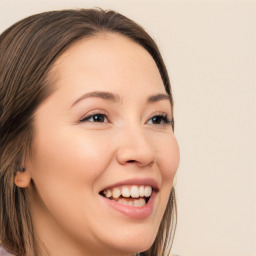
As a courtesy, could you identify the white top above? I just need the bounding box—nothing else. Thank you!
[0,246,13,256]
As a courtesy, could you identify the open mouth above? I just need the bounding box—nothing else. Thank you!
[100,185,156,207]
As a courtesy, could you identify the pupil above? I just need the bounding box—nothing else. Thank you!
[94,114,104,122]
[152,116,161,124]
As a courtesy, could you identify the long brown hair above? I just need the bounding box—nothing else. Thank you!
[0,8,176,256]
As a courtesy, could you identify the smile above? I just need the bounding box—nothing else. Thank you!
[99,178,160,218]
[101,185,153,207]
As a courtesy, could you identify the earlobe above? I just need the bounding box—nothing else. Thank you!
[15,168,32,188]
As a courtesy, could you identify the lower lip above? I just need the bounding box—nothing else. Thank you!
[100,192,157,219]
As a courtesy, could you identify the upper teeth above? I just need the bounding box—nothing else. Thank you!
[103,185,152,199]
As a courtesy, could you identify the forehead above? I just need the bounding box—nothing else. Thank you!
[47,33,166,99]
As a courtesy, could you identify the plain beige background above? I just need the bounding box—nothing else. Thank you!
[1,1,255,256]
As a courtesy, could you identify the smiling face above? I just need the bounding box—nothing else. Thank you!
[24,33,180,256]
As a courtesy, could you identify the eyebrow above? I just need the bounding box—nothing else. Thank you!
[147,93,171,103]
[70,91,121,108]
[70,91,170,108]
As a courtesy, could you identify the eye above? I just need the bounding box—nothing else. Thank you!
[80,113,108,123]
[147,114,173,126]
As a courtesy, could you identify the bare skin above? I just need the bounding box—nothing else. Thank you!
[15,33,180,256]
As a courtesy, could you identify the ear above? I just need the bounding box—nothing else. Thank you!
[15,168,32,188]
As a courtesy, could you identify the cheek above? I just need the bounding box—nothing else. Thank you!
[142,134,179,237]
[155,134,179,211]
[28,128,115,232]
[29,128,115,211]
[156,135,180,181]
[31,128,113,179]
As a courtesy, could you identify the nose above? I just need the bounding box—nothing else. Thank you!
[115,124,155,167]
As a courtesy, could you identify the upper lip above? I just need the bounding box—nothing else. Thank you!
[100,178,160,192]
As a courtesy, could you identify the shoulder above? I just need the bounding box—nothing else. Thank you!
[0,246,15,256]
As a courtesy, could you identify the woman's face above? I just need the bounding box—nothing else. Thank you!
[25,33,179,256]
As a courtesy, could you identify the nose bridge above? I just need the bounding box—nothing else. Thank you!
[116,122,155,166]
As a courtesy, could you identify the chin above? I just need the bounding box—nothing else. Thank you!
[103,230,157,255]
[122,239,154,254]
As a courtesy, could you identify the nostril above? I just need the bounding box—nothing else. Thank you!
[127,160,136,163]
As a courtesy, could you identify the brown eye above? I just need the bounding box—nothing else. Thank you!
[81,113,107,123]
[147,115,171,125]
[151,116,165,124]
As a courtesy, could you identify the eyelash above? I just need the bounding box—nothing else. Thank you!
[147,113,173,126]
[80,112,173,127]
[80,113,108,123]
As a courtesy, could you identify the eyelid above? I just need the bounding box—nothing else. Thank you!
[146,111,174,127]
[147,111,171,121]
[78,110,174,129]
[79,110,110,123]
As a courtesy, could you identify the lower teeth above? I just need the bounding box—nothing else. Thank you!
[114,198,146,207]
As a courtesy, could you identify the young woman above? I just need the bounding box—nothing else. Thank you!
[0,9,180,256]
